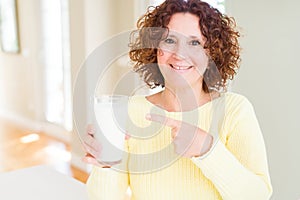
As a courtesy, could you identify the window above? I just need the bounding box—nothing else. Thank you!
[41,0,72,131]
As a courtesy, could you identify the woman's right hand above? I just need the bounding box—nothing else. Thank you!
[81,124,111,168]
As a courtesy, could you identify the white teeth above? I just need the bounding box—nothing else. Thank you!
[172,65,191,70]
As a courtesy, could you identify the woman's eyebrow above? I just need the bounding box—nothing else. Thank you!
[189,35,202,40]
[166,34,177,38]
[167,33,202,40]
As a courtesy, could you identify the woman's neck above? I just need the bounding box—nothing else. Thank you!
[157,86,212,112]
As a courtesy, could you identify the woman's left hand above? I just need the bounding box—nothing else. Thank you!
[146,113,213,158]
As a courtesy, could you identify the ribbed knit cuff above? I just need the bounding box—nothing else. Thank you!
[86,166,128,200]
[190,141,271,199]
[191,141,239,177]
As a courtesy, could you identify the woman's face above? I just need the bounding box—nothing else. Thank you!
[157,12,209,90]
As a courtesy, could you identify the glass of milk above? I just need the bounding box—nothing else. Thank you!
[93,95,128,165]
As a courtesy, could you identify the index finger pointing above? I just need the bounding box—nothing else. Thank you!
[146,113,179,128]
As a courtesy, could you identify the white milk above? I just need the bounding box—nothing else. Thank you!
[93,95,128,164]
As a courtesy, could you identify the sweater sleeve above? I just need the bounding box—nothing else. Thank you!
[191,96,273,200]
[86,166,129,200]
[86,140,130,200]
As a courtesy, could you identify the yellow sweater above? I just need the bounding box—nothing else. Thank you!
[86,92,273,200]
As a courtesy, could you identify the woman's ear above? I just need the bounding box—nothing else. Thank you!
[157,48,164,56]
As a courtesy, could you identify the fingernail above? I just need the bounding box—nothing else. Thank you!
[145,113,151,120]
[125,134,131,140]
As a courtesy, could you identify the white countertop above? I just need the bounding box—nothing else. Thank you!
[0,165,89,200]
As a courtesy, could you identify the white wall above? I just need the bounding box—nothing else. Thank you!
[68,0,87,170]
[0,0,72,141]
[0,0,42,120]
[226,0,300,199]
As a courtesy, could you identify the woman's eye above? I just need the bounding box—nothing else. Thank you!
[190,40,201,46]
[164,38,175,44]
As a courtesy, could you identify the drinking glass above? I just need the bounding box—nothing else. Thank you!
[92,95,128,165]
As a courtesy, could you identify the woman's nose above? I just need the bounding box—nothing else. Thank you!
[172,42,188,60]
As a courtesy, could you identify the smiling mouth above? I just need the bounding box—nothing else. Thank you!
[170,64,193,71]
